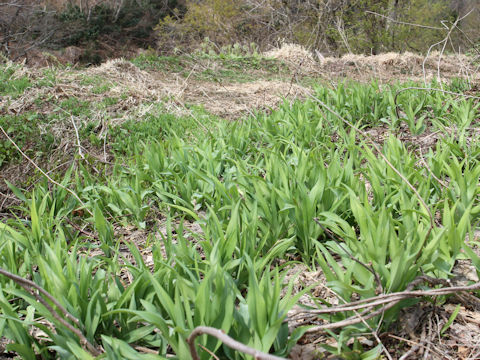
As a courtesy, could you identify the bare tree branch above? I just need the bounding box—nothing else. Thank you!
[365,10,445,30]
[290,278,480,333]
[187,326,286,360]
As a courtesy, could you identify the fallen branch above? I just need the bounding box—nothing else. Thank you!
[187,326,286,360]
[288,276,480,333]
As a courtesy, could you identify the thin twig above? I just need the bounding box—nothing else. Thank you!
[423,317,433,360]
[437,17,462,87]
[70,115,84,159]
[335,18,361,75]
[420,10,474,87]
[365,11,445,30]
[198,344,220,360]
[0,126,93,217]
[291,280,480,333]
[423,37,449,87]
[389,335,446,359]
[284,58,303,98]
[187,326,286,360]
[313,218,383,294]
[175,63,198,98]
[418,146,448,189]
[0,267,101,356]
[291,279,477,316]
[0,268,79,324]
[399,341,424,360]
[316,280,393,359]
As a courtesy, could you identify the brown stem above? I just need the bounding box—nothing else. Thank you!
[187,326,286,360]
[290,279,480,333]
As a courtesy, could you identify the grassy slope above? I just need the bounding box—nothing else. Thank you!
[0,54,479,359]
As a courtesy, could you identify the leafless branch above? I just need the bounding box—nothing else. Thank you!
[365,11,445,30]
[421,9,475,87]
[187,326,286,360]
[292,279,480,333]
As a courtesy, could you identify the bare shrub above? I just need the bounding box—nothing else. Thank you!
[0,1,59,60]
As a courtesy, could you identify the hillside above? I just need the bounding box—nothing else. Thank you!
[1,47,480,359]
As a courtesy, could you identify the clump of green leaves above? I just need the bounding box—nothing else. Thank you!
[0,113,56,167]
[108,108,209,156]
[0,64,31,97]
[130,53,186,72]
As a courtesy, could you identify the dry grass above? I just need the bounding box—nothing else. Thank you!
[264,44,479,83]
[265,43,318,73]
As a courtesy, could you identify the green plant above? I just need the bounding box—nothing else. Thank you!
[130,53,185,72]
[402,96,427,135]
[0,64,31,97]
[1,76,479,359]
[108,109,207,156]
[0,113,56,167]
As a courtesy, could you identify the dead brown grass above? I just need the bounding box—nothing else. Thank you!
[264,43,479,83]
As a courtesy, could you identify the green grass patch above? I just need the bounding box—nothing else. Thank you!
[131,53,186,72]
[196,68,256,83]
[0,113,56,167]
[0,66,31,97]
[97,96,119,108]
[130,52,288,82]
[36,68,60,88]
[108,108,210,156]
[220,56,286,72]
[79,74,104,86]
[92,83,112,94]
[57,97,91,117]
